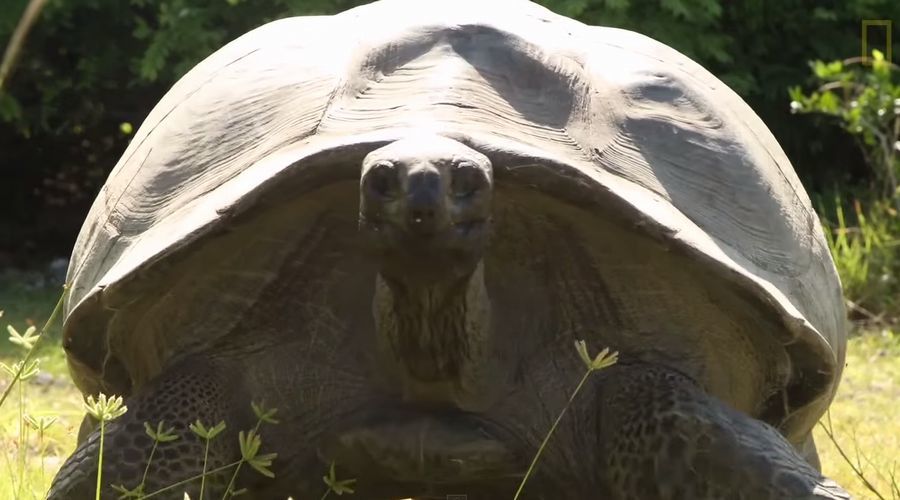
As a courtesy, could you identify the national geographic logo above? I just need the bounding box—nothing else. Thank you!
[861,19,893,63]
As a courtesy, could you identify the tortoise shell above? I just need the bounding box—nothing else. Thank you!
[63,0,846,447]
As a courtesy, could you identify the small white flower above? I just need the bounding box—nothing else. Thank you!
[878,108,886,117]
[83,393,127,421]
[790,101,803,114]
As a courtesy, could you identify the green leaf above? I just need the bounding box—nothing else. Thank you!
[603,0,629,9]
[24,414,57,432]
[811,7,837,20]
[189,420,209,438]
[247,452,278,478]
[251,401,280,424]
[189,419,225,440]
[145,421,179,442]
[7,324,39,350]
[111,483,144,499]
[574,340,593,369]
[238,429,262,460]
[661,0,692,20]
[818,91,840,114]
[0,91,21,122]
[1,359,40,380]
[573,340,619,371]
[208,420,227,439]
[323,461,357,495]
[557,0,589,17]
[589,347,619,371]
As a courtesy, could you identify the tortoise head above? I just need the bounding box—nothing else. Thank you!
[359,135,493,283]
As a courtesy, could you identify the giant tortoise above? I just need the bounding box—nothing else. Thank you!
[49,0,850,498]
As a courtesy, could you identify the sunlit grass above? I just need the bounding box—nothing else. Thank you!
[0,375,82,499]
[816,330,900,499]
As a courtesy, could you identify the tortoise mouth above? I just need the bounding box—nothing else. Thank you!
[360,215,488,244]
[359,215,490,281]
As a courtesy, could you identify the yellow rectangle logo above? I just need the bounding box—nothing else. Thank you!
[862,19,893,63]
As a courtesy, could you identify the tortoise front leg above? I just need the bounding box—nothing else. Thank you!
[48,356,251,500]
[595,362,850,500]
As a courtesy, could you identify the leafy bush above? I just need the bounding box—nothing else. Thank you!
[791,50,900,323]
[818,197,900,323]
[790,50,900,199]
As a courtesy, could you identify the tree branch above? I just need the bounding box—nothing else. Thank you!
[0,0,48,91]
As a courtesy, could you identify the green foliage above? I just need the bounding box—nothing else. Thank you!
[791,51,900,322]
[0,0,373,262]
[791,50,900,198]
[321,462,356,498]
[0,286,65,410]
[815,331,900,499]
[818,196,900,322]
[1,0,374,134]
[83,392,128,500]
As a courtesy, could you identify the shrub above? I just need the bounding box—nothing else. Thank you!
[792,50,900,323]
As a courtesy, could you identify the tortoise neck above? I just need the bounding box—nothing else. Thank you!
[373,262,491,407]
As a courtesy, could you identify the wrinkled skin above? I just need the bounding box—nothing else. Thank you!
[359,135,494,284]
[49,136,849,500]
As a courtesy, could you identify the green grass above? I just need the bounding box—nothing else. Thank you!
[816,330,900,499]
[0,279,67,375]
[2,284,899,499]
[0,382,82,499]
[1,279,81,500]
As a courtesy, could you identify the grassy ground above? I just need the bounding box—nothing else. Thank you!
[1,281,83,500]
[1,283,899,499]
[816,330,900,498]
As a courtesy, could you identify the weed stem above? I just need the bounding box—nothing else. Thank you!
[513,369,593,500]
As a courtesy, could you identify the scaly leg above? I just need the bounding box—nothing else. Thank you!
[48,356,252,500]
[596,362,849,500]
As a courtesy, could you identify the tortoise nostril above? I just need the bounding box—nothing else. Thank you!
[406,196,442,234]
[405,169,443,230]
[366,161,398,197]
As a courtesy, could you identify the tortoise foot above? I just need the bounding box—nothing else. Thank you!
[48,356,249,500]
[596,362,850,500]
[320,406,517,484]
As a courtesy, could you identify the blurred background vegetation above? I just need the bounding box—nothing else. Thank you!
[1,0,900,322]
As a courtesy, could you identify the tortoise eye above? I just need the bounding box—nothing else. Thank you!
[366,161,398,197]
[451,161,484,198]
